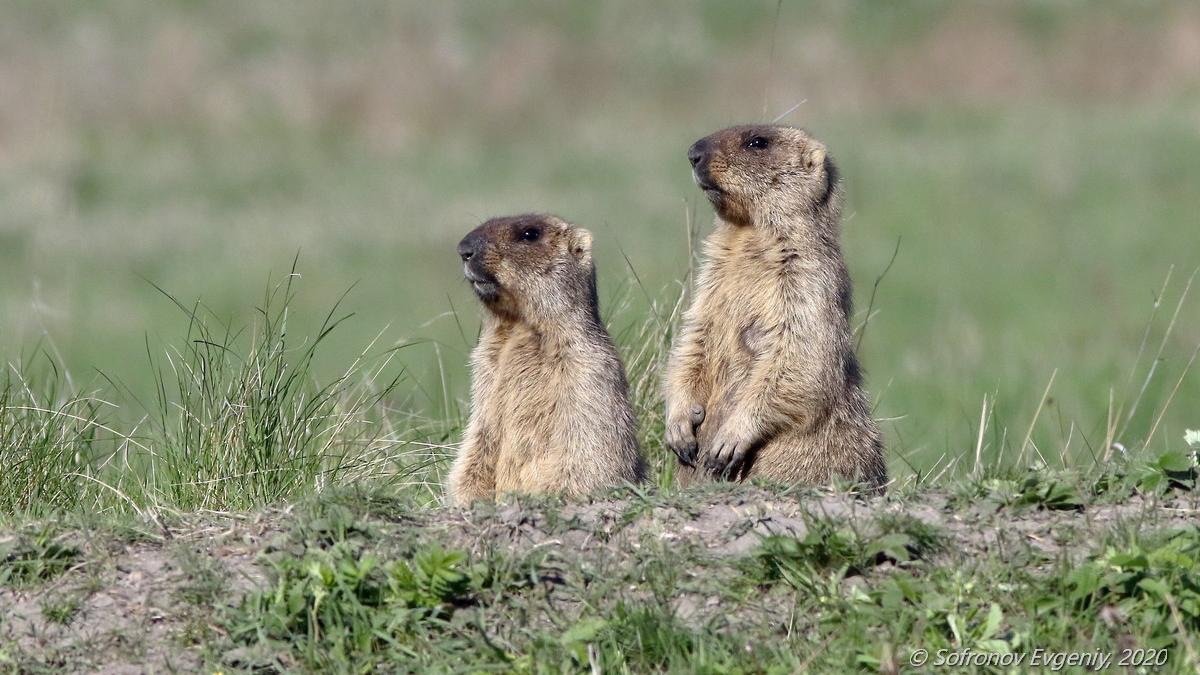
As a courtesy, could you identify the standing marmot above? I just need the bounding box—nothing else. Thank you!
[664,125,887,489]
[448,214,646,504]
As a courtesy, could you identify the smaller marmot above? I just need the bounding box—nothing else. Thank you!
[448,214,646,504]
[664,125,887,489]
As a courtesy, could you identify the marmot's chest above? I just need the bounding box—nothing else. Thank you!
[486,329,594,489]
[699,234,827,363]
[493,332,570,401]
[704,235,817,311]
[487,328,589,439]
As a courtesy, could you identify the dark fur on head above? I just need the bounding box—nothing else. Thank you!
[458,214,599,326]
[688,125,839,230]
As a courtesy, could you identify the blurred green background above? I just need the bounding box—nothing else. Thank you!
[2,0,1198,474]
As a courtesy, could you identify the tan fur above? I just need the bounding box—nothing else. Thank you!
[664,125,886,490]
[448,214,646,504]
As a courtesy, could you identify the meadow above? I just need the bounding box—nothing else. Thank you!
[2,0,1197,511]
[2,1,1200,672]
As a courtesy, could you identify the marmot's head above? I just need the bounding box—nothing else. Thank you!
[688,125,838,227]
[457,214,598,322]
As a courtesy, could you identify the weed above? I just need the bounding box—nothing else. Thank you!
[1066,526,1200,639]
[224,521,476,672]
[949,467,1086,512]
[39,593,83,625]
[873,512,949,560]
[0,526,80,587]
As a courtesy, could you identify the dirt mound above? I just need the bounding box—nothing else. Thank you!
[2,486,1197,672]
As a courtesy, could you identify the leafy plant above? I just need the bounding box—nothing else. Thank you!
[752,514,948,590]
[872,513,949,562]
[0,527,80,587]
[226,534,476,672]
[385,544,470,611]
[754,522,865,584]
[1128,448,1197,494]
[954,468,1086,512]
[1066,526,1200,637]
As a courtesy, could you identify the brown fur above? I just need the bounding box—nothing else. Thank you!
[664,125,886,490]
[448,214,646,504]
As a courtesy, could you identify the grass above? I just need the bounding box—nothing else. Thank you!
[1,276,445,518]
[3,1,1199,474]
[0,357,112,515]
[3,250,1194,519]
[2,1,1200,672]
[0,525,80,588]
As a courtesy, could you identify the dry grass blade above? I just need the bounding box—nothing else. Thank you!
[1016,369,1057,468]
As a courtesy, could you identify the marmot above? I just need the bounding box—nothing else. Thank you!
[448,214,647,504]
[663,125,887,489]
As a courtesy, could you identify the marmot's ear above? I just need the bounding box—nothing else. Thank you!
[569,229,593,263]
[803,145,826,172]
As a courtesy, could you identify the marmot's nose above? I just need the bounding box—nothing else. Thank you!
[688,139,710,168]
[458,232,483,262]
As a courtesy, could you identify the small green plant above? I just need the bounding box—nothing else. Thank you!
[226,535,475,672]
[748,516,935,598]
[386,544,470,611]
[1089,440,1200,498]
[39,593,82,625]
[754,522,865,584]
[873,512,949,561]
[0,527,80,587]
[753,513,948,583]
[1128,448,1197,493]
[952,468,1086,512]
[1005,472,1085,510]
[1066,526,1200,638]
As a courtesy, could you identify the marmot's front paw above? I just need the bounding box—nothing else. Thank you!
[665,403,705,466]
[701,412,756,477]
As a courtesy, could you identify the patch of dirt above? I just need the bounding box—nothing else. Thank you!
[3,542,197,673]
[436,488,1200,561]
[2,487,1197,671]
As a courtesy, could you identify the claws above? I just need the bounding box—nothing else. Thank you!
[666,404,706,468]
[702,438,748,478]
[666,422,698,466]
[675,441,698,467]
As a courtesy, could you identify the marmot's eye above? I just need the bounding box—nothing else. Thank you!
[747,136,770,150]
[519,227,541,242]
